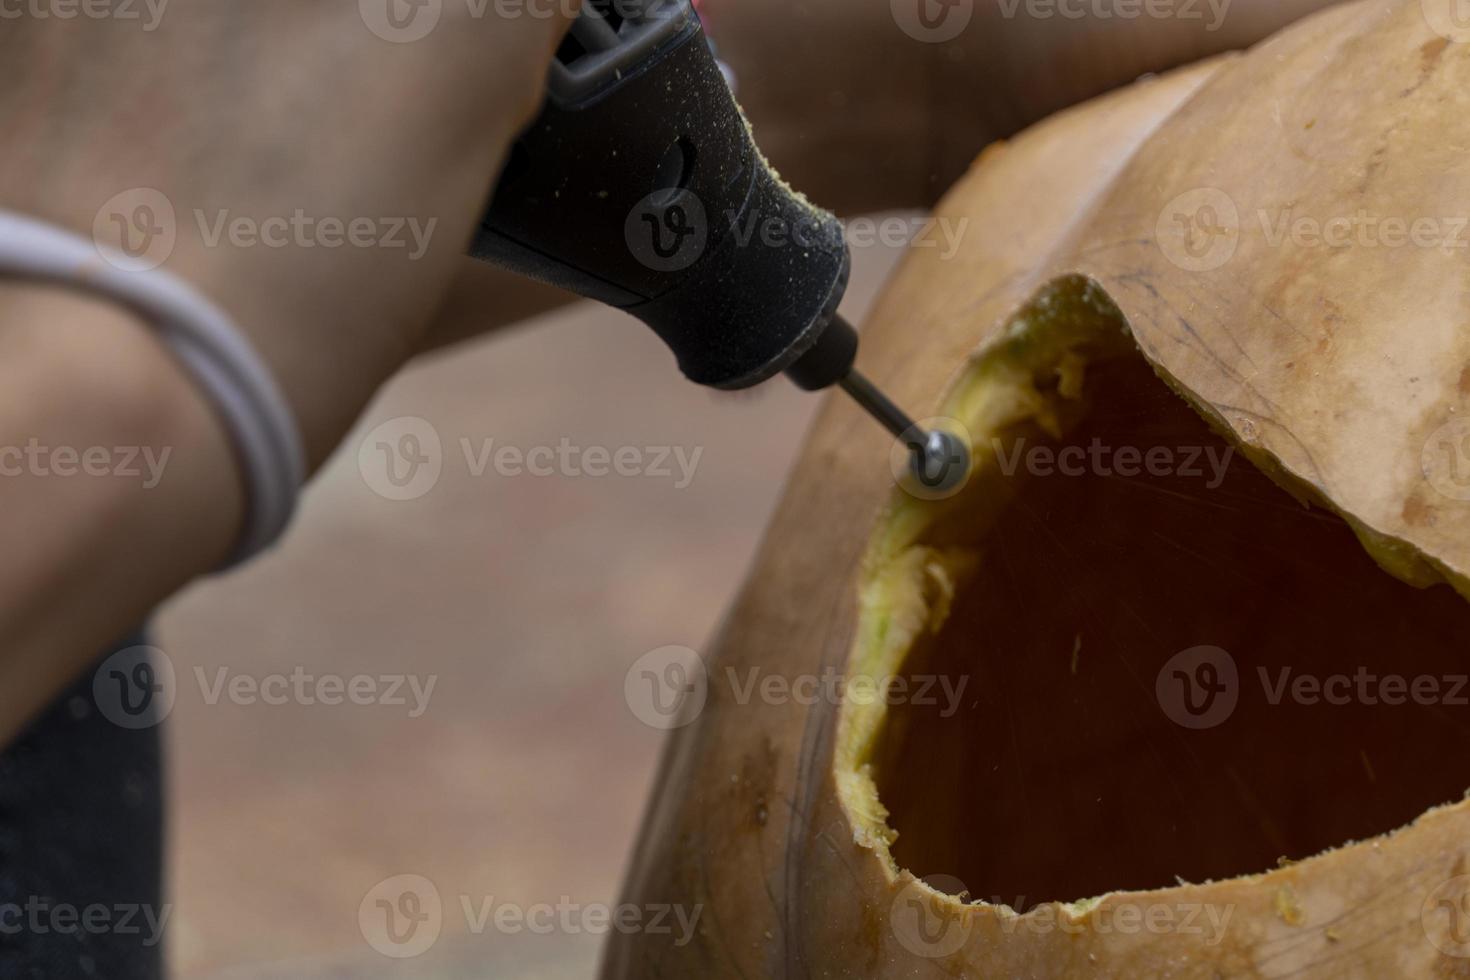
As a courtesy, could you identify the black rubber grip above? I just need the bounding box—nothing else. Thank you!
[470,2,852,390]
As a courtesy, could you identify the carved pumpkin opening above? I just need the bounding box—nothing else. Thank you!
[838,276,1470,911]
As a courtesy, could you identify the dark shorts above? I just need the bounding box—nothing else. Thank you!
[0,636,165,979]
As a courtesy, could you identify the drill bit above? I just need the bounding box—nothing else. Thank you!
[838,370,971,493]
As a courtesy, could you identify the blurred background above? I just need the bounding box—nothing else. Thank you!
[156,235,908,978]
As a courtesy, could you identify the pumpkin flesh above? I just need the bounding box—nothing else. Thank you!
[841,275,1470,917]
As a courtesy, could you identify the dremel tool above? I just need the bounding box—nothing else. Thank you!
[471,0,970,490]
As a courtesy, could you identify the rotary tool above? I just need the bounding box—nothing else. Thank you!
[471,0,969,490]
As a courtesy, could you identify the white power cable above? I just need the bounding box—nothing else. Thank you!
[0,209,305,567]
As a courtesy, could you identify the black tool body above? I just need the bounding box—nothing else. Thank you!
[471,0,857,391]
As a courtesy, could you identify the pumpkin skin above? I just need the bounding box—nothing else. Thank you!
[603,2,1470,977]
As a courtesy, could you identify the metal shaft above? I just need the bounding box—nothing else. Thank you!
[839,370,927,451]
[837,368,972,495]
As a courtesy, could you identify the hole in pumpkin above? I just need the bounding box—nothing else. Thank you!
[840,275,1470,910]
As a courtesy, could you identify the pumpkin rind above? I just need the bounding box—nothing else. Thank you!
[604,4,1470,976]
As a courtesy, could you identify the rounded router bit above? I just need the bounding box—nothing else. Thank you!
[783,313,971,491]
[837,367,972,494]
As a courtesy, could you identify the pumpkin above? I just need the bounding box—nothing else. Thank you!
[605,2,1470,976]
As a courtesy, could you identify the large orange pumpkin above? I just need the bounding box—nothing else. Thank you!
[606,2,1470,975]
